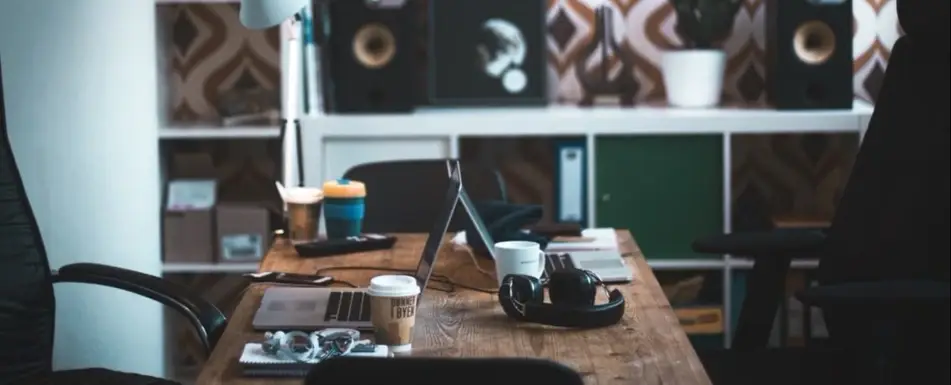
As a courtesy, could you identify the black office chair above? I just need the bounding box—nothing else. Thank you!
[343,159,507,233]
[305,357,585,385]
[691,1,950,384]
[0,58,227,385]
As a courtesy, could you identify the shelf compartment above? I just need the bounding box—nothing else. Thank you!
[459,136,585,224]
[656,270,726,349]
[730,133,859,232]
[596,135,724,259]
[730,269,829,348]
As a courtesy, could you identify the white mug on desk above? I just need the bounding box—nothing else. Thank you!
[493,241,546,285]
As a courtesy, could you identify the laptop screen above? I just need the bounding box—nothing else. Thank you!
[412,167,462,292]
[459,188,496,259]
[445,160,496,259]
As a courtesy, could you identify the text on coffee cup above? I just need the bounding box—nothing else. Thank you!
[390,297,415,319]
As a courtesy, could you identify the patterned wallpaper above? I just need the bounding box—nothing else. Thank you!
[159,4,281,124]
[546,0,900,105]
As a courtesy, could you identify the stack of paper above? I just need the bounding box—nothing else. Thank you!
[544,228,618,252]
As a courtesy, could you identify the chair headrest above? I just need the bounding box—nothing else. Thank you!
[898,0,950,39]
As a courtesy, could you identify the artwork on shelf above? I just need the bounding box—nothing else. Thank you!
[158,3,281,125]
[429,0,549,106]
[574,5,640,107]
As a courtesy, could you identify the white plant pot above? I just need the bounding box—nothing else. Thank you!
[661,49,726,108]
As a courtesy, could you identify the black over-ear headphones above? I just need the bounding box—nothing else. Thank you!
[497,269,625,328]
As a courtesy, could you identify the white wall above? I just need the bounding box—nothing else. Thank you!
[0,0,164,377]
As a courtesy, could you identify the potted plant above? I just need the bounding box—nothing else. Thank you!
[663,0,743,108]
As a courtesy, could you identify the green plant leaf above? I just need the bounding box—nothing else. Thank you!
[668,0,743,49]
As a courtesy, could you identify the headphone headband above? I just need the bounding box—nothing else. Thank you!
[498,270,625,329]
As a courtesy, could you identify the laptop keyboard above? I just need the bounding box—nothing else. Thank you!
[324,291,371,322]
[545,253,574,276]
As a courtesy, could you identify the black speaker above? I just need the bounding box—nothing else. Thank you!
[765,0,853,110]
[326,0,416,113]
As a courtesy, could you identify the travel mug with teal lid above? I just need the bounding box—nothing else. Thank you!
[322,179,367,239]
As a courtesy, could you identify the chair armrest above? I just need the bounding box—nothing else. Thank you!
[52,262,228,353]
[796,280,950,309]
[691,229,826,256]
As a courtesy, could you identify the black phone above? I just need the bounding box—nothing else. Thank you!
[244,272,332,286]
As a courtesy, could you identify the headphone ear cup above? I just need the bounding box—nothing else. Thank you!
[497,274,544,320]
[548,270,597,306]
[523,275,544,303]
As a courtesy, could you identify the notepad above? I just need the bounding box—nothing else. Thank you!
[545,228,618,251]
[239,342,390,377]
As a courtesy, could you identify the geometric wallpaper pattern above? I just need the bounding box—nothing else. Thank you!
[159,4,281,124]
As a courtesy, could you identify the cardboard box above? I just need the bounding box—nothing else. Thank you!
[215,204,270,262]
[675,307,723,335]
[163,179,217,263]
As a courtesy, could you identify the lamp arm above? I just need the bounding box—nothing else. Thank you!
[281,18,304,188]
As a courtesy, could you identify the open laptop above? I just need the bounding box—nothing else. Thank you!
[252,165,462,331]
[450,163,632,283]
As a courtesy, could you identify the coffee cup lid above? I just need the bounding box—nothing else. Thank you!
[284,187,323,204]
[323,179,366,198]
[368,275,420,297]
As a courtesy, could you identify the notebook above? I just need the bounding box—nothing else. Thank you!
[239,342,391,377]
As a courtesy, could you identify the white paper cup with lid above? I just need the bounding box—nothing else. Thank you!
[367,275,420,353]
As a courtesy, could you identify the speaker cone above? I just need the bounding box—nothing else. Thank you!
[793,20,836,65]
[353,23,397,69]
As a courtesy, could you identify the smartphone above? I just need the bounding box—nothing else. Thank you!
[244,271,332,286]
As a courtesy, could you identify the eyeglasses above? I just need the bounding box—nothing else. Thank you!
[262,329,362,362]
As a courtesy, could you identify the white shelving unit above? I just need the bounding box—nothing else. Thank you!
[162,262,259,274]
[157,104,871,273]
[159,126,280,140]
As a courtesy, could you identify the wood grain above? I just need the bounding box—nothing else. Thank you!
[196,230,711,385]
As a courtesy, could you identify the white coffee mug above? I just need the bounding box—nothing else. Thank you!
[493,241,546,285]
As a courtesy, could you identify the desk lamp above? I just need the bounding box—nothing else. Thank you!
[239,0,310,188]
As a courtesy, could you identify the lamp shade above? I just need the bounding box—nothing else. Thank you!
[239,0,310,29]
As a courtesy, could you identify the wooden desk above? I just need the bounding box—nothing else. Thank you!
[197,230,711,385]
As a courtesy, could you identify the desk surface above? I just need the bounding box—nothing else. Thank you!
[196,230,711,385]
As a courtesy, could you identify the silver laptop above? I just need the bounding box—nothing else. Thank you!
[543,250,632,283]
[252,165,462,331]
[449,162,633,283]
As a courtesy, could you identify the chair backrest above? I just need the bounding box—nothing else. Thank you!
[305,357,585,385]
[342,159,507,233]
[814,1,949,379]
[817,0,949,288]
[0,56,57,381]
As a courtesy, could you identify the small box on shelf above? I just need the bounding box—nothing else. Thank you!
[163,152,218,264]
[163,179,216,264]
[216,204,270,263]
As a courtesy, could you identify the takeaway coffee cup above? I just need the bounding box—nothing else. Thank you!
[322,179,367,239]
[283,187,323,243]
[367,275,420,353]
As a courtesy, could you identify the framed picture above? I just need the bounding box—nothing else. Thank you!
[428,0,547,106]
